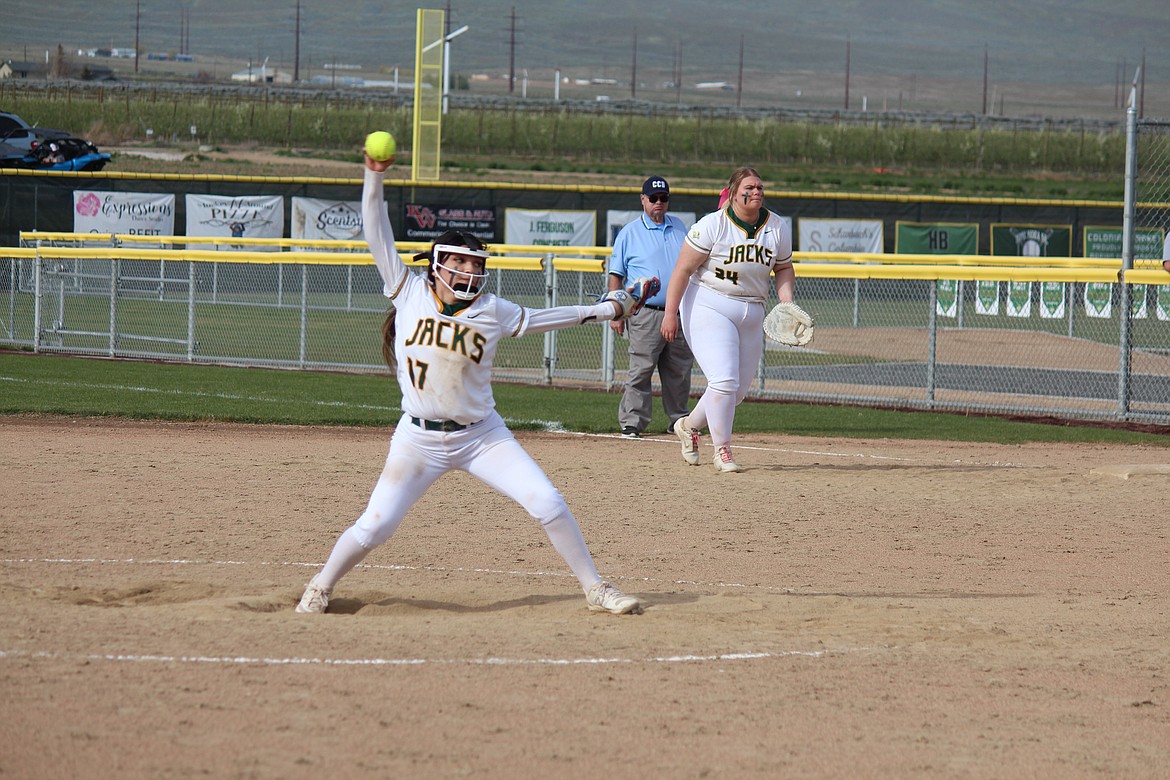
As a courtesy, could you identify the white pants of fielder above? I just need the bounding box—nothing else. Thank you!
[678,283,765,448]
[311,410,604,593]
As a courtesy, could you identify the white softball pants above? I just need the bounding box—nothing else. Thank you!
[679,283,765,448]
[314,411,602,592]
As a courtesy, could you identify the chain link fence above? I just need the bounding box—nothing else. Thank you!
[4,233,1168,424]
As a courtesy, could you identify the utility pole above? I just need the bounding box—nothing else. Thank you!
[736,34,744,108]
[508,6,516,94]
[844,36,850,110]
[981,44,988,114]
[631,29,637,99]
[293,0,301,82]
[134,0,141,73]
[674,40,682,105]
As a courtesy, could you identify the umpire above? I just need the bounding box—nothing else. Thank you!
[608,176,695,438]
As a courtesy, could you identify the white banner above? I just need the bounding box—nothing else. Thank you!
[975,280,1000,316]
[1131,286,1148,320]
[1006,281,1031,318]
[73,191,175,237]
[185,194,284,251]
[1039,282,1066,319]
[505,209,595,248]
[605,209,696,246]
[1083,282,1112,318]
[798,218,883,254]
[291,197,365,243]
[936,280,958,318]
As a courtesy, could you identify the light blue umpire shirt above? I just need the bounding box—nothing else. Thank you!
[607,213,688,309]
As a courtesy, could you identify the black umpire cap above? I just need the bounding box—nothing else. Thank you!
[641,176,669,196]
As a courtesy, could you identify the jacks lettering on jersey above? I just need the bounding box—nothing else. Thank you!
[404,318,487,363]
[725,244,774,265]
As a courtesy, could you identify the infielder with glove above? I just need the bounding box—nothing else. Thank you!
[297,150,652,615]
[661,166,800,473]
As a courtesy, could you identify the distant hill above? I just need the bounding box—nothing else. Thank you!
[2,0,1166,119]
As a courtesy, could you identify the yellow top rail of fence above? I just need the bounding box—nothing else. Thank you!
[11,232,1170,284]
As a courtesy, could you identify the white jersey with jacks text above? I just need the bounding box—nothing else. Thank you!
[684,206,793,303]
[362,168,617,425]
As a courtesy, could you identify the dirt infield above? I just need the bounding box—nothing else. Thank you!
[2,416,1168,779]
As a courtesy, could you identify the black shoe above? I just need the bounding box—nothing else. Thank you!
[621,426,641,438]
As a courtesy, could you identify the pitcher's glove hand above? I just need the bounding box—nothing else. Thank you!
[764,302,814,346]
[599,276,661,321]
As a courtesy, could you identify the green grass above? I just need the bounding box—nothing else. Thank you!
[3,351,1166,446]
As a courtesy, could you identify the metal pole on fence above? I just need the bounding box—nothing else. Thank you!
[957,280,965,328]
[1118,69,1140,417]
[6,260,15,339]
[299,265,308,368]
[33,253,42,353]
[926,280,938,405]
[852,278,860,327]
[187,261,196,361]
[543,254,555,384]
[108,259,117,357]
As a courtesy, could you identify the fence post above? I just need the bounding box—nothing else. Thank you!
[33,252,42,353]
[108,258,117,357]
[602,313,615,389]
[543,254,555,384]
[187,260,196,361]
[1118,74,1140,417]
[926,280,938,406]
[299,264,308,368]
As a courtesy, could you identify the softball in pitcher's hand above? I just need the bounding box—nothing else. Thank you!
[764,302,814,346]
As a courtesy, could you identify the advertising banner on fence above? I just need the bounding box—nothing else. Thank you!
[1006,281,1032,318]
[505,209,595,248]
[975,280,1000,315]
[403,203,497,242]
[894,222,978,255]
[1083,225,1165,319]
[990,225,1071,317]
[990,224,1071,257]
[895,222,978,318]
[1083,225,1164,260]
[185,194,284,251]
[290,197,365,244]
[1040,281,1066,319]
[936,280,959,318]
[1083,283,1112,318]
[73,191,176,236]
[799,219,883,254]
[605,210,697,246]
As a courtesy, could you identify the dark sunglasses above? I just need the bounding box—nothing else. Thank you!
[646,194,669,203]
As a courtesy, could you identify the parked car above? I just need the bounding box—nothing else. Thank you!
[0,111,111,171]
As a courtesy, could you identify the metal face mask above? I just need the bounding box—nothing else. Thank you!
[431,244,489,301]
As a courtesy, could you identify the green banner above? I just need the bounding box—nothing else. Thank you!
[895,222,978,254]
[936,279,958,317]
[990,224,1071,256]
[1082,226,1164,259]
[1040,281,1065,319]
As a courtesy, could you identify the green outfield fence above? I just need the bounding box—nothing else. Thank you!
[3,232,1168,424]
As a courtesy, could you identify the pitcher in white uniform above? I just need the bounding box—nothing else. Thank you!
[296,151,643,615]
[661,167,797,473]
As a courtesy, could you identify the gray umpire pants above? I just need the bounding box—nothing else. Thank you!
[618,307,694,433]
